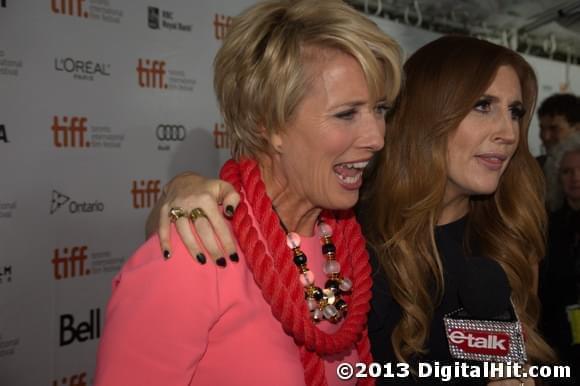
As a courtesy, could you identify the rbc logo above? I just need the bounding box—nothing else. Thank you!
[59,308,101,346]
[148,6,160,29]
[0,265,12,284]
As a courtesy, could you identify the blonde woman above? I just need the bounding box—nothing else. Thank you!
[95,1,402,385]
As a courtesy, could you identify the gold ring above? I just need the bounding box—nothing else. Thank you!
[190,207,208,222]
[169,207,186,222]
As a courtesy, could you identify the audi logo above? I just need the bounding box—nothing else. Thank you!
[156,124,186,141]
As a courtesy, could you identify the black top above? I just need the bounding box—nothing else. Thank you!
[367,216,486,385]
[539,203,580,379]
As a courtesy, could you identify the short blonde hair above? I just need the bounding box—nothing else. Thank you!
[214,0,402,159]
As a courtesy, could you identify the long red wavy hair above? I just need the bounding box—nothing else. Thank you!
[365,35,555,364]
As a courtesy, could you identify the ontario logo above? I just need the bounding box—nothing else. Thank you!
[50,190,104,215]
[448,329,510,356]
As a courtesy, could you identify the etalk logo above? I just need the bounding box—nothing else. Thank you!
[448,329,510,356]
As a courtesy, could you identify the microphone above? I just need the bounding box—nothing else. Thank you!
[444,257,527,363]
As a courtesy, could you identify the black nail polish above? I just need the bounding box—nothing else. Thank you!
[163,250,171,260]
[225,205,235,218]
[196,253,207,265]
[229,253,239,263]
[216,257,227,268]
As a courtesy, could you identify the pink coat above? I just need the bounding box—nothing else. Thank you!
[94,211,359,385]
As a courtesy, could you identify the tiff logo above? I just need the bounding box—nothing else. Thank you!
[52,116,89,148]
[52,246,90,280]
[136,59,166,88]
[213,14,232,40]
[51,0,88,18]
[0,124,8,143]
[1,0,6,8]
[52,372,88,386]
[213,122,229,149]
[131,180,161,208]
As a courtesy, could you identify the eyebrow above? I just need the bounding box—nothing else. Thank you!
[329,98,387,110]
[480,94,523,107]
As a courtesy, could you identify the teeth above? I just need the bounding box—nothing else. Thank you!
[336,173,362,184]
[343,161,369,169]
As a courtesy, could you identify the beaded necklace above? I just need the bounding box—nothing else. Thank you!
[221,158,375,386]
[277,214,353,323]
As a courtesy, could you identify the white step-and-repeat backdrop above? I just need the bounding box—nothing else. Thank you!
[1,1,578,385]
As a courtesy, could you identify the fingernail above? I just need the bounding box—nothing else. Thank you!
[224,205,235,218]
[216,257,227,268]
[163,250,171,260]
[195,253,207,265]
[229,253,239,263]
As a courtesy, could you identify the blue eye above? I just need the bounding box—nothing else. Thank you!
[374,103,390,116]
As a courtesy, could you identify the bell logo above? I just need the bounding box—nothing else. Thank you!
[131,180,161,208]
[0,124,8,143]
[213,122,229,149]
[137,59,166,89]
[51,0,88,18]
[448,329,510,356]
[213,14,232,40]
[52,372,88,386]
[59,308,101,346]
[52,246,90,280]
[52,116,89,148]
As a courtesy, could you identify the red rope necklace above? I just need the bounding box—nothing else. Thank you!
[220,158,374,386]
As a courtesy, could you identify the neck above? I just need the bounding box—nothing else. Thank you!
[438,190,469,225]
[567,197,580,210]
[258,155,321,236]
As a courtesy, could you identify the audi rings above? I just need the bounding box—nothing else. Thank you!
[169,207,186,222]
[156,124,186,141]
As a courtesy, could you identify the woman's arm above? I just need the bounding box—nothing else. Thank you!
[146,172,239,265]
[94,229,221,385]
